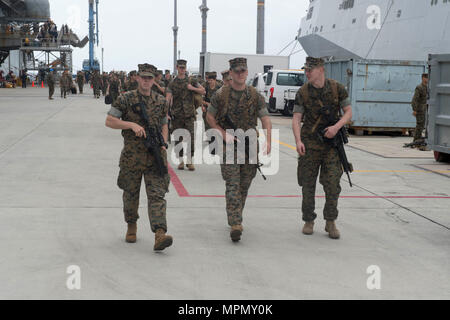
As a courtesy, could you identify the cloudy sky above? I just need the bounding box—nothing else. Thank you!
[48,0,310,72]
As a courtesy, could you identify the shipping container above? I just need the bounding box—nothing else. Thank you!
[427,54,450,162]
[324,59,427,135]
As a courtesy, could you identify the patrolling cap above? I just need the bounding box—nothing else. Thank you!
[177,59,187,67]
[422,73,428,78]
[138,64,155,78]
[207,71,217,79]
[229,57,248,72]
[165,69,171,74]
[156,70,163,76]
[129,70,137,77]
[221,70,231,80]
[304,57,325,70]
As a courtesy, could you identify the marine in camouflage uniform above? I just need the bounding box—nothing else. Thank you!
[292,57,352,239]
[76,71,85,94]
[163,70,172,87]
[91,70,102,98]
[166,59,205,170]
[102,72,109,96]
[221,70,232,87]
[152,70,166,96]
[123,70,138,92]
[105,64,173,251]
[108,73,121,104]
[60,70,71,99]
[411,74,429,143]
[203,71,222,130]
[46,69,56,100]
[207,58,272,242]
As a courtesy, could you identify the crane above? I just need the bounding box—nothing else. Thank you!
[83,0,99,72]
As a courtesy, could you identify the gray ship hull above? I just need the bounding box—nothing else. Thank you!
[298,0,450,61]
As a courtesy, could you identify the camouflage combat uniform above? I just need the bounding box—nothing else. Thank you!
[46,72,55,99]
[411,82,428,142]
[167,75,199,159]
[109,78,121,104]
[60,72,71,98]
[108,90,170,231]
[91,72,102,98]
[76,72,85,94]
[102,73,109,96]
[209,85,269,227]
[124,80,138,92]
[203,81,222,129]
[294,79,351,222]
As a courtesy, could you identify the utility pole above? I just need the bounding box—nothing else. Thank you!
[173,0,178,75]
[199,0,209,77]
[257,0,265,54]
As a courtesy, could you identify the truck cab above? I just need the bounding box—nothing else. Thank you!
[264,69,305,116]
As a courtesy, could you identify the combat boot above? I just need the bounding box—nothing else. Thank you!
[178,161,185,170]
[302,221,314,235]
[125,223,137,243]
[154,229,173,251]
[186,164,195,171]
[230,225,243,242]
[325,221,340,240]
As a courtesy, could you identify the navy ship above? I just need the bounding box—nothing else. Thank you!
[298,0,450,61]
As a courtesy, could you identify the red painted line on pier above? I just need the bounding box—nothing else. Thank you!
[168,166,450,199]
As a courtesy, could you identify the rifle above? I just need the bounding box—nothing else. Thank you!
[131,101,169,177]
[224,114,267,181]
[318,105,354,187]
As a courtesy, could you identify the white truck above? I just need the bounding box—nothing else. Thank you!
[264,69,305,116]
[202,52,289,80]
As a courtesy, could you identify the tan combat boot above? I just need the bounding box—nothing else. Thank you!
[125,223,137,243]
[325,221,341,239]
[302,221,314,235]
[178,161,185,170]
[230,225,243,242]
[186,164,195,171]
[154,229,173,251]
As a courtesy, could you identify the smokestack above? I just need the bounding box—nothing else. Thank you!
[257,0,265,54]
[199,0,208,77]
[173,0,178,74]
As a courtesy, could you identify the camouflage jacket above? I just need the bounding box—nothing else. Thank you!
[76,74,84,84]
[108,90,168,167]
[412,83,428,113]
[294,79,350,139]
[167,76,199,119]
[91,73,102,86]
[211,85,266,132]
[124,80,138,92]
[60,74,72,87]
[205,82,222,103]
[109,79,121,102]
[152,80,166,96]
[46,73,55,85]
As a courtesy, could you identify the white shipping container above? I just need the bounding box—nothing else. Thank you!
[203,52,290,80]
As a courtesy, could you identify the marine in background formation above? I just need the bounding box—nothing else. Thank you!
[76,71,85,94]
[411,74,429,146]
[166,59,206,171]
[123,70,138,92]
[60,69,72,99]
[91,70,103,99]
[46,69,56,100]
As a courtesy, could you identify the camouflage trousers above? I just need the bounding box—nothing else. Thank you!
[117,163,170,232]
[77,82,83,94]
[297,140,343,222]
[60,86,68,98]
[48,84,54,98]
[220,163,257,226]
[93,84,101,97]
[172,116,195,160]
[414,112,426,141]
